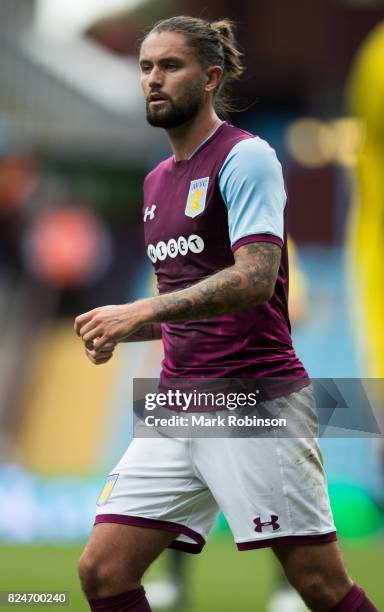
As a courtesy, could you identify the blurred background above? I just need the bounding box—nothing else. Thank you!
[0,0,383,610]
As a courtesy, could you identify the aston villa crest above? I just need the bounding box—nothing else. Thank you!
[185,177,210,218]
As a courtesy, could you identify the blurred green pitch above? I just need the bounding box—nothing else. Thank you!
[0,535,383,611]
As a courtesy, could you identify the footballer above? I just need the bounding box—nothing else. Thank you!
[74,16,377,612]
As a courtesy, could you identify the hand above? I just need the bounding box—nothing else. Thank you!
[85,340,116,365]
[74,302,149,350]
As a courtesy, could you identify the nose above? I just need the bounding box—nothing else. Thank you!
[147,66,163,88]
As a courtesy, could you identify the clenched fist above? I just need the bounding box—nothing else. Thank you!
[84,340,117,365]
[74,300,152,352]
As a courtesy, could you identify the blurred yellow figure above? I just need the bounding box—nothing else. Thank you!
[287,237,309,327]
[347,21,384,377]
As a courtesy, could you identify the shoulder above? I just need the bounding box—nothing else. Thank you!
[219,136,283,179]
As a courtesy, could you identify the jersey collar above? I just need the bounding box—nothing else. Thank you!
[173,121,226,164]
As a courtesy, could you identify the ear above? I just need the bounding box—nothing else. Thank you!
[205,65,223,94]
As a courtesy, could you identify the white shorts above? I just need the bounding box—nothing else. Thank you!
[95,385,336,553]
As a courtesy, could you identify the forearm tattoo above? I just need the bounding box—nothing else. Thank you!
[121,323,162,342]
[150,242,281,323]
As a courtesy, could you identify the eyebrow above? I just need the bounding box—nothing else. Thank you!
[139,55,184,66]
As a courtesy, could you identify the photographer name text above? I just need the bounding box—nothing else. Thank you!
[144,414,287,428]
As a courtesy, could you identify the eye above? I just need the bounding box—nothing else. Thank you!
[164,62,179,71]
[140,64,152,74]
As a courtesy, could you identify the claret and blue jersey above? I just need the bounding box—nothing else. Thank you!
[93,129,338,571]
[143,122,308,385]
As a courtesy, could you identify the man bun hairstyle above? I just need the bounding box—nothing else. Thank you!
[210,19,244,79]
[143,16,245,115]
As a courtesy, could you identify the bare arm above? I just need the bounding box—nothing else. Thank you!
[75,242,281,350]
[120,323,162,342]
[148,242,281,322]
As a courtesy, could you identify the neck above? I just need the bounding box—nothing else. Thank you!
[166,107,223,161]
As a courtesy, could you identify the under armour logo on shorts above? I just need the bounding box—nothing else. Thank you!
[144,205,157,222]
[253,515,280,532]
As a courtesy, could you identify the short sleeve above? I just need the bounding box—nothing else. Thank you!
[218,137,286,251]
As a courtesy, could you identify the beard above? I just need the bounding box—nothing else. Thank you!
[146,81,205,128]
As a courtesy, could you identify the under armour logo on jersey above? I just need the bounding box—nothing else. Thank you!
[253,515,280,533]
[144,205,156,222]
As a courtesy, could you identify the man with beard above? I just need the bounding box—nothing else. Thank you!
[74,16,377,612]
